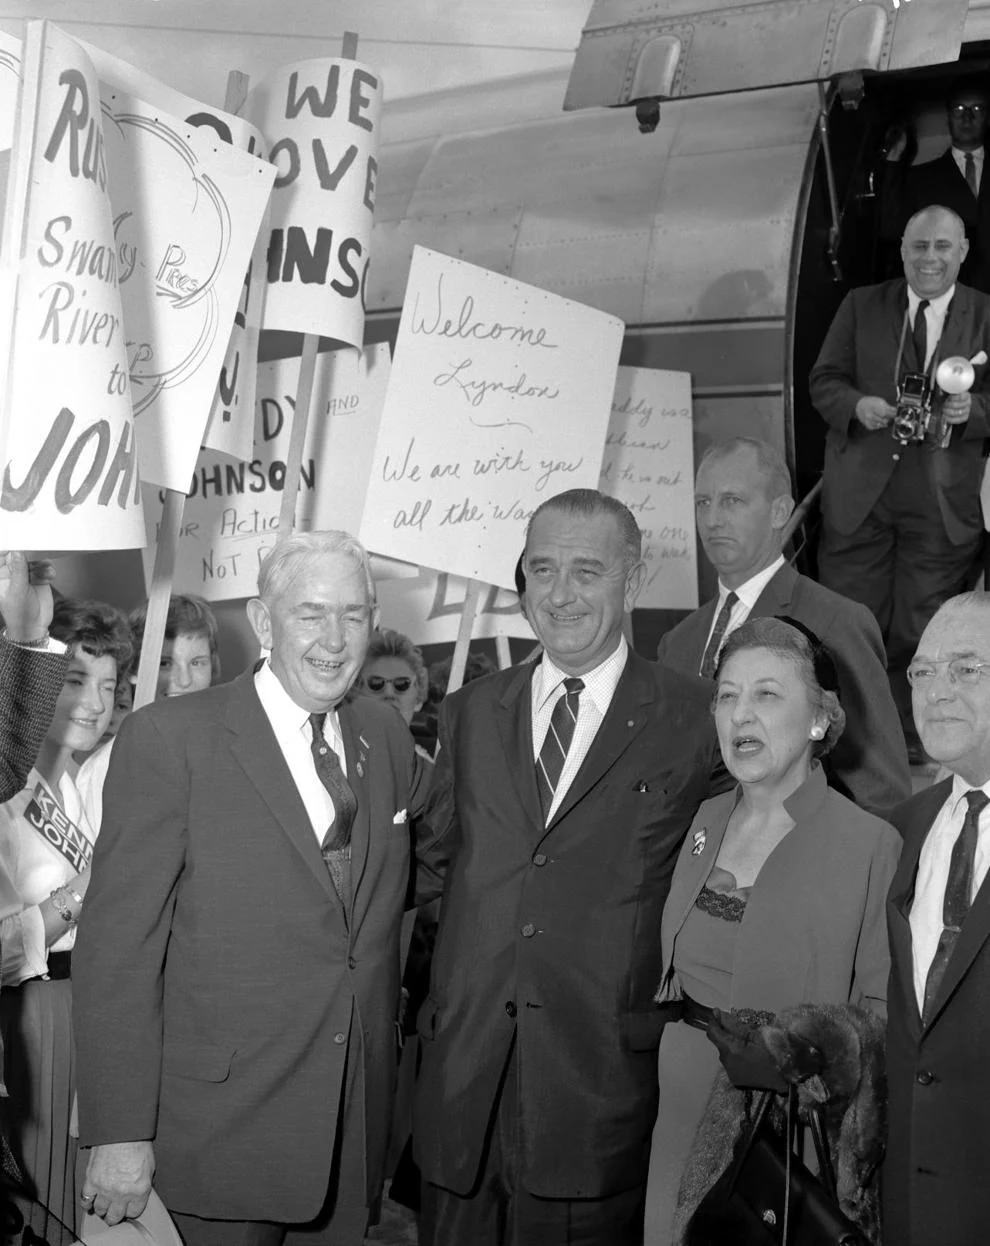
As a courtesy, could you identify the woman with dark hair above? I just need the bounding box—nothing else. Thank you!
[647,617,900,1244]
[77,594,221,833]
[0,598,132,1240]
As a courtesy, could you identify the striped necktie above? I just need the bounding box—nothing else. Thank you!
[536,677,584,822]
[700,591,738,679]
[309,712,357,902]
[922,789,989,1024]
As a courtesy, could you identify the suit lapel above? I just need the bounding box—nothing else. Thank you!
[225,672,335,900]
[751,563,795,619]
[494,662,542,827]
[546,654,652,832]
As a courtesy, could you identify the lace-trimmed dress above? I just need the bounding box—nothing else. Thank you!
[646,869,748,1245]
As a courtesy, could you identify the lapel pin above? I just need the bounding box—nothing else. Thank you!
[356,762,365,778]
[359,734,370,750]
[692,827,708,856]
[635,780,649,793]
[627,719,635,728]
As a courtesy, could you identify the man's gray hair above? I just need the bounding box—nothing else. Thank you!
[256,531,376,604]
[925,589,990,633]
[696,437,792,501]
[524,489,642,568]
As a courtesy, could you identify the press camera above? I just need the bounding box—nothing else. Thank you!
[891,372,952,449]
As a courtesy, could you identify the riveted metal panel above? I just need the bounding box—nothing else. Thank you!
[565,0,970,110]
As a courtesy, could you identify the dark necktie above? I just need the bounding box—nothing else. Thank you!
[912,299,930,371]
[536,677,584,822]
[922,789,989,1024]
[700,591,738,679]
[308,712,357,902]
[965,151,978,196]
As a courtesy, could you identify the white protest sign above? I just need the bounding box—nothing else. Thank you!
[142,343,390,600]
[600,366,697,610]
[81,40,270,464]
[0,23,145,549]
[245,57,381,342]
[99,90,274,492]
[376,566,533,644]
[359,247,625,589]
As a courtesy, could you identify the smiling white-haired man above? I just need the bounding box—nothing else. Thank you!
[885,591,990,1245]
[73,531,436,1246]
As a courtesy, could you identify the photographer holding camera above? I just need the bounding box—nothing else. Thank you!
[810,204,990,760]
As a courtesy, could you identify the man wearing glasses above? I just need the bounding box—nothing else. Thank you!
[885,591,990,1246]
[888,81,990,293]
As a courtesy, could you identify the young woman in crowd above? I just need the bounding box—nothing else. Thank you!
[0,599,132,1239]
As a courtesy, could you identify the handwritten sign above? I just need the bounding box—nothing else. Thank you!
[143,344,390,600]
[245,57,381,343]
[98,90,274,492]
[0,22,145,549]
[600,366,697,610]
[81,40,270,465]
[359,247,624,589]
[376,565,533,644]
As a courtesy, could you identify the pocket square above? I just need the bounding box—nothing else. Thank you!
[393,809,408,824]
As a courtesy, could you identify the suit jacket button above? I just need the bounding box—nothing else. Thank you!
[916,1069,935,1086]
[505,1001,517,1018]
[533,853,548,867]
[521,923,536,938]
[892,453,901,461]
[334,1032,347,1045]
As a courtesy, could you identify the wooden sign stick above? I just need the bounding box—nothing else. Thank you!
[495,634,512,671]
[446,579,483,695]
[133,67,251,708]
[276,30,359,538]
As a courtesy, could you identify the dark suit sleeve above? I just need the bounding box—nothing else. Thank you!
[958,298,990,437]
[73,708,189,1147]
[820,595,911,813]
[412,701,459,907]
[809,292,871,437]
[0,638,67,803]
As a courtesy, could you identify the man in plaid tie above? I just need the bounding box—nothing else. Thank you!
[885,592,990,1246]
[415,489,716,1246]
[74,532,437,1246]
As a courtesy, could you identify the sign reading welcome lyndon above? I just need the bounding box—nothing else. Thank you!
[599,366,697,610]
[0,22,145,549]
[245,56,381,343]
[359,247,625,589]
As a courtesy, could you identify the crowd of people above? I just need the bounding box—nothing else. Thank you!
[0,169,988,1246]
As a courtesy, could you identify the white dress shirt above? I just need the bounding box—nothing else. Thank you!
[531,636,627,822]
[906,285,954,370]
[951,144,984,195]
[255,661,346,843]
[909,774,990,1012]
[699,555,786,673]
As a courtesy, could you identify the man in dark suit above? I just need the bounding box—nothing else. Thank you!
[885,590,990,1246]
[656,437,910,812]
[809,205,990,751]
[414,489,715,1246]
[0,551,67,803]
[884,82,990,293]
[73,531,434,1246]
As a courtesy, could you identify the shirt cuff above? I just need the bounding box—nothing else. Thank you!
[0,907,50,987]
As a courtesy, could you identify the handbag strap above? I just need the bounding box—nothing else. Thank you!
[807,1102,840,1202]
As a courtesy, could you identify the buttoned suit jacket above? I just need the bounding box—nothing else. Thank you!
[412,651,715,1200]
[809,277,990,544]
[0,637,67,803]
[655,563,911,814]
[73,669,432,1223]
[885,780,990,1246]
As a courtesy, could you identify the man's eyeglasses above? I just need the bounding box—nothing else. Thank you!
[950,103,987,116]
[365,674,413,693]
[906,658,990,687]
